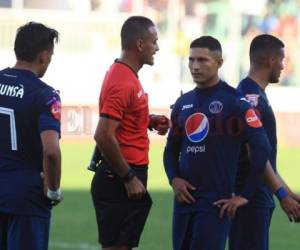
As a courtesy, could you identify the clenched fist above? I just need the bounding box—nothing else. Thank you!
[149,114,170,135]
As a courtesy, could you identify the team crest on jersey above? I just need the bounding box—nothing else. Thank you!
[245,94,259,107]
[209,100,223,114]
[185,113,209,143]
[245,108,262,128]
[51,100,61,120]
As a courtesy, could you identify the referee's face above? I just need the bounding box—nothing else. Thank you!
[140,26,159,66]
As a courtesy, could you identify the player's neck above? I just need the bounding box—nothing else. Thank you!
[14,61,39,77]
[248,69,269,90]
[196,76,220,89]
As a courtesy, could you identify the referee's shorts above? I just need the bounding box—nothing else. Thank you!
[91,161,152,248]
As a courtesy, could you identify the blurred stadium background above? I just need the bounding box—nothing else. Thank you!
[0,0,299,249]
[1,0,300,146]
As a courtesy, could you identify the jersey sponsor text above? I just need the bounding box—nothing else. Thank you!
[0,83,24,98]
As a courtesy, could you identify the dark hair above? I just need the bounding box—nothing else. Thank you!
[190,36,222,53]
[250,34,284,65]
[121,16,155,50]
[14,22,59,62]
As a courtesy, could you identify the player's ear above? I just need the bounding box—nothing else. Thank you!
[36,51,46,64]
[262,56,272,68]
[268,56,276,67]
[136,38,144,52]
[38,50,52,65]
[217,58,223,68]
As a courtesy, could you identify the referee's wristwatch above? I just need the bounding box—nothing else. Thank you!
[121,168,136,183]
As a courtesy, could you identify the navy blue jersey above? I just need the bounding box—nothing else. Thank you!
[164,80,270,213]
[0,68,61,217]
[236,77,276,208]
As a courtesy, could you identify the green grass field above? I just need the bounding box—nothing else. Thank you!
[49,141,300,250]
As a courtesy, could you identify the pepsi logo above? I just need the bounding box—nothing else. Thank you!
[185,113,209,143]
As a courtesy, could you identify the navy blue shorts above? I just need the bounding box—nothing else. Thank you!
[173,211,230,250]
[91,162,152,248]
[0,213,50,250]
[229,206,274,250]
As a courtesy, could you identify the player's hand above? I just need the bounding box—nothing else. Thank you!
[279,195,300,222]
[291,193,300,222]
[213,196,248,219]
[291,193,300,203]
[124,176,146,199]
[40,172,63,206]
[171,177,196,204]
[149,115,170,135]
[48,195,63,206]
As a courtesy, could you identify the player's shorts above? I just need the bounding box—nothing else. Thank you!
[229,206,274,250]
[91,161,152,248]
[0,212,50,250]
[173,210,230,250]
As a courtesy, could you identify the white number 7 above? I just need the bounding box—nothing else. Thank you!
[0,107,18,151]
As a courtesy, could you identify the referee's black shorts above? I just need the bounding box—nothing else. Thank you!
[91,161,152,248]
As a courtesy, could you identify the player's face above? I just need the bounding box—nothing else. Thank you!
[269,48,284,83]
[189,48,222,88]
[37,48,54,78]
[140,26,159,66]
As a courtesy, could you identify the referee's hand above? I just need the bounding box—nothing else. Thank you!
[124,177,146,199]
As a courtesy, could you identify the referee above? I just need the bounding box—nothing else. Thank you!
[91,16,169,250]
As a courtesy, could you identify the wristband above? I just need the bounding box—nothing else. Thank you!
[47,188,62,200]
[121,168,136,183]
[275,187,288,201]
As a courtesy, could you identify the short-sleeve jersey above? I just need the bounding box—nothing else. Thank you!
[99,61,149,165]
[236,77,276,208]
[164,81,269,213]
[0,68,61,218]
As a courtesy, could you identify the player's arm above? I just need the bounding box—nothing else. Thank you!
[263,165,300,221]
[214,131,270,218]
[94,116,146,199]
[41,130,62,206]
[215,102,270,218]
[163,100,195,204]
[242,91,300,220]
[276,173,300,202]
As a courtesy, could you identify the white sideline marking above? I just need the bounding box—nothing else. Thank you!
[49,241,99,250]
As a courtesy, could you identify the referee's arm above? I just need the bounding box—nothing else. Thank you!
[94,116,146,199]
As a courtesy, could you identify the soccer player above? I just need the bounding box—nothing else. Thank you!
[0,22,62,250]
[229,34,300,250]
[163,36,271,250]
[91,16,169,250]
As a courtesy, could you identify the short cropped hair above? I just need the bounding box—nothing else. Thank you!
[250,34,284,66]
[121,16,155,50]
[190,36,222,53]
[14,22,59,62]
